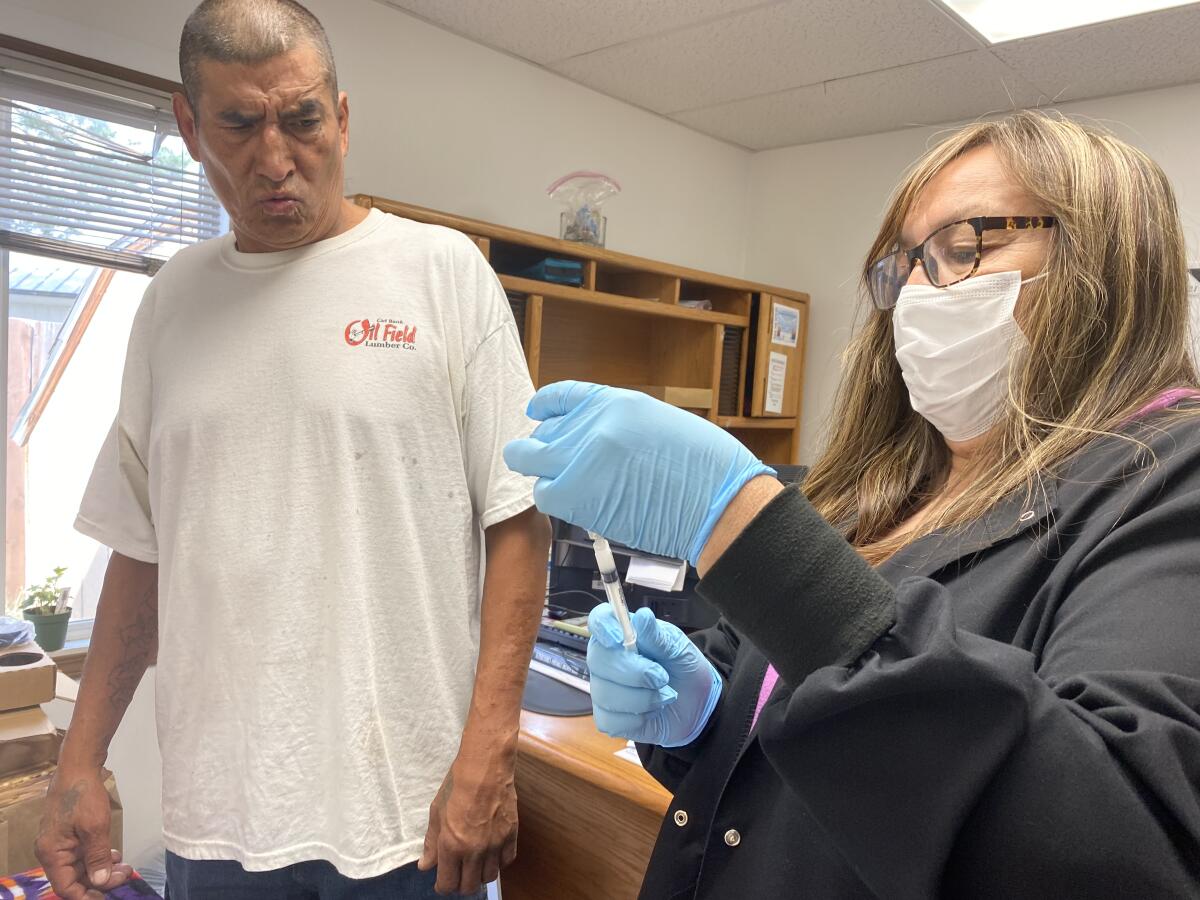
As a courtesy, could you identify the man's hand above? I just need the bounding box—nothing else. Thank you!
[418,506,543,894]
[35,766,132,900]
[418,748,519,896]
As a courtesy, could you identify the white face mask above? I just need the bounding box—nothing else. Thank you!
[893,269,1043,442]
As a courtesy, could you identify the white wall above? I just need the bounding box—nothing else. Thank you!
[746,81,1200,462]
[1,0,752,275]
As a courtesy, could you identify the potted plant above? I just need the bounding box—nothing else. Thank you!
[20,566,72,652]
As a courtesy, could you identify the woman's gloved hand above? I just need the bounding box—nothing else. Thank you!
[503,381,774,565]
[587,604,722,748]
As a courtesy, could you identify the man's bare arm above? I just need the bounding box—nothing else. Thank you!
[61,552,158,767]
[420,507,551,895]
[37,552,157,899]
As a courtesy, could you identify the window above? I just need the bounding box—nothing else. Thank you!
[2,47,224,627]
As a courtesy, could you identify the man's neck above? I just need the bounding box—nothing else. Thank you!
[332,197,370,236]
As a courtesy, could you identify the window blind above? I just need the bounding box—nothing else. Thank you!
[0,52,223,270]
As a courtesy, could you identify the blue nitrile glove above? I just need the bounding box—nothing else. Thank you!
[587,605,722,748]
[503,381,774,565]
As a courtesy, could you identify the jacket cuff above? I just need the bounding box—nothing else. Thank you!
[696,485,896,686]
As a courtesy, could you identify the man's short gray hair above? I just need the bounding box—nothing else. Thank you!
[179,0,338,106]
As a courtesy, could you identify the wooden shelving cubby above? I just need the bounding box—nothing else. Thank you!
[354,195,809,464]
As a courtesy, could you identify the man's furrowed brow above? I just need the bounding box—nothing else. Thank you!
[284,99,325,118]
[217,109,262,126]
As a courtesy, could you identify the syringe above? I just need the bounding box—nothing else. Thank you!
[588,532,637,651]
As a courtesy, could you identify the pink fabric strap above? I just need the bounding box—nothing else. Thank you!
[1132,388,1200,420]
[751,665,780,731]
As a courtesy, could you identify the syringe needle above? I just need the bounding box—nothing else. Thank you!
[588,531,637,651]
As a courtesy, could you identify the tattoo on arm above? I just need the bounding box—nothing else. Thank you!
[103,581,157,733]
[58,781,85,816]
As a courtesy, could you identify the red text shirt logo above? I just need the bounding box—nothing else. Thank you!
[344,317,418,350]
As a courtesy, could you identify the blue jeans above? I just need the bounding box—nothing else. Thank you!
[164,851,488,900]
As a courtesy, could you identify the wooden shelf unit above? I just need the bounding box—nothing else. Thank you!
[354,195,810,464]
[715,416,798,429]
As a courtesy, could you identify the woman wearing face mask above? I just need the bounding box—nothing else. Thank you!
[503,110,1200,899]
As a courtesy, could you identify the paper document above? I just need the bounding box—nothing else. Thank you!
[529,659,590,694]
[765,351,788,415]
[615,740,644,767]
[771,302,799,347]
[625,556,687,592]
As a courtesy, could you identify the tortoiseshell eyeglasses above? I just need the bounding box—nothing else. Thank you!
[868,215,1056,310]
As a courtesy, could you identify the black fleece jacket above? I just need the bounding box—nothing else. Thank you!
[637,407,1200,899]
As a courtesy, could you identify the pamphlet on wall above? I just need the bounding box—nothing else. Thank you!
[771,302,799,347]
[765,352,788,415]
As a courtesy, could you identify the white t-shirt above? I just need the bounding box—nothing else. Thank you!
[76,209,537,877]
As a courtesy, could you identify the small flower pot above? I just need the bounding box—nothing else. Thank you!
[23,608,72,652]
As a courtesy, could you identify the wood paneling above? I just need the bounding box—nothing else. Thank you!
[503,711,670,900]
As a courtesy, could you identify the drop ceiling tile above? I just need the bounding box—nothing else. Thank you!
[673,50,1045,150]
[991,4,1200,103]
[549,0,982,114]
[673,81,827,150]
[380,0,775,65]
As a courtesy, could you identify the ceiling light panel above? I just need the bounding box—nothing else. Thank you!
[938,0,1196,43]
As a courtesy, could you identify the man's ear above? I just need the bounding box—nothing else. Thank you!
[337,90,350,157]
[172,92,201,161]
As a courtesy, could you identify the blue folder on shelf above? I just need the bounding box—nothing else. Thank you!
[512,257,584,286]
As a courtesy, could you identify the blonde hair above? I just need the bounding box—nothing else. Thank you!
[803,110,1198,565]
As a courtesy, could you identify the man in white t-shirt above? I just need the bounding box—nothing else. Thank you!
[34,2,550,898]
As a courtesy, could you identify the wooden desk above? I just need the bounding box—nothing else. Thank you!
[502,710,671,900]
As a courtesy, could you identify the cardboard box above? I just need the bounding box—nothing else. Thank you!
[0,764,122,875]
[0,708,60,778]
[0,645,56,713]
